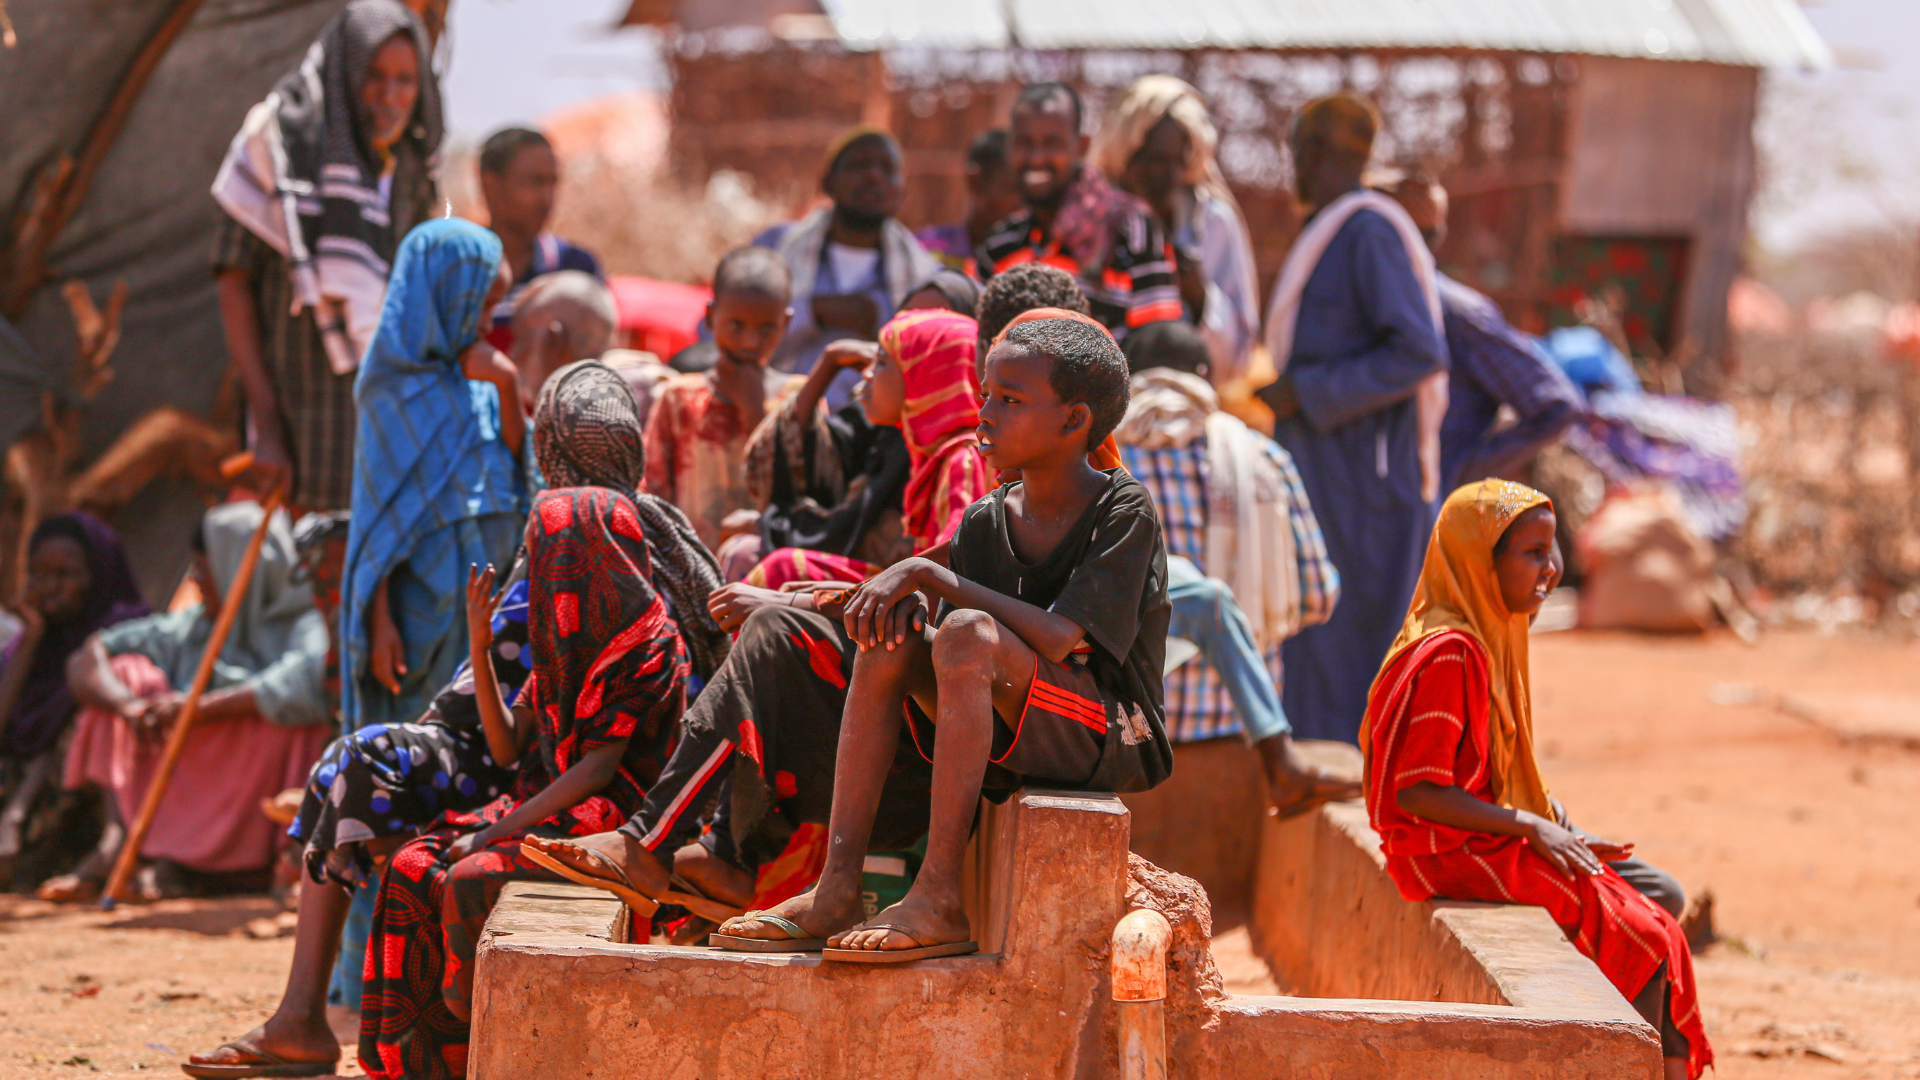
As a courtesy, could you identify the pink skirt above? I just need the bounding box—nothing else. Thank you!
[63,653,332,873]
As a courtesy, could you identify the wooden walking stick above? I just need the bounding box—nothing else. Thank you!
[100,486,284,909]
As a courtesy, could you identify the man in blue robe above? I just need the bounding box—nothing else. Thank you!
[1257,95,1447,743]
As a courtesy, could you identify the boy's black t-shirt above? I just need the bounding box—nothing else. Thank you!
[944,468,1173,794]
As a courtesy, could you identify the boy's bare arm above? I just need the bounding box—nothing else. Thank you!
[843,556,1085,663]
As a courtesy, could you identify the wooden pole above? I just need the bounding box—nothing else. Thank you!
[100,488,283,908]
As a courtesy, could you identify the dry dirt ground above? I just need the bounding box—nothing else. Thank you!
[0,628,1914,1079]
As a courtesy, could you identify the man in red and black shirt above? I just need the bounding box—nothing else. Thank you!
[976,83,1183,339]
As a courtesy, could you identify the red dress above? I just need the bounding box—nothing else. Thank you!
[1365,630,1711,1078]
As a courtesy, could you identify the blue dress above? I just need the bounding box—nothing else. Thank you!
[339,218,532,729]
[1273,208,1447,743]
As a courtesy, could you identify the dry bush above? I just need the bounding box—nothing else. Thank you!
[1726,218,1920,626]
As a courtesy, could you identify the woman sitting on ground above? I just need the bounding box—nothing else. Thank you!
[1362,480,1711,1080]
[51,503,333,903]
[0,513,149,886]
[339,217,530,730]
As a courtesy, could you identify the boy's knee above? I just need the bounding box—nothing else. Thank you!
[931,608,999,673]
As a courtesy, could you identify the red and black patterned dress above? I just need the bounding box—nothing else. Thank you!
[359,487,689,1080]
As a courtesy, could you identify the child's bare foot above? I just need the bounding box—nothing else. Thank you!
[670,842,754,909]
[830,890,970,952]
[716,886,864,943]
[1258,733,1361,820]
[183,1015,340,1077]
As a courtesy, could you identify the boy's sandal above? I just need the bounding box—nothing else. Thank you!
[520,841,661,918]
[712,911,827,952]
[180,1041,338,1078]
[822,924,978,964]
[665,873,746,924]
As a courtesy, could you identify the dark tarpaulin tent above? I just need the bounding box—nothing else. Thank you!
[0,0,347,601]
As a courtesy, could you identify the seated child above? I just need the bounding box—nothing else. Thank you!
[358,484,690,1079]
[740,308,993,587]
[712,313,1172,959]
[646,246,802,550]
[1361,481,1711,1080]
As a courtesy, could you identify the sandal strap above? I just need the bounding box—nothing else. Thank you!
[574,845,636,890]
[854,922,935,949]
[743,913,812,940]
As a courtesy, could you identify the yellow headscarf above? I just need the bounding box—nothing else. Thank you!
[1360,479,1554,818]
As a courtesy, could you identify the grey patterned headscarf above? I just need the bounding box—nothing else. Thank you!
[533,361,730,680]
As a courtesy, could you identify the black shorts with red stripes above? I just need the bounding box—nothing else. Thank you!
[905,649,1110,789]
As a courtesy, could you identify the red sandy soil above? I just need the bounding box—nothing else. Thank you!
[1,629,1915,1079]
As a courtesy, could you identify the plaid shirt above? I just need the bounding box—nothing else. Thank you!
[1121,434,1339,743]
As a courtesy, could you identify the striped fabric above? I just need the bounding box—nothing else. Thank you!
[1122,435,1336,743]
[978,170,1182,336]
[880,309,994,550]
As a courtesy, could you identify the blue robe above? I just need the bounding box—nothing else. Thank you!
[340,219,531,729]
[1273,208,1447,743]
[1436,275,1582,493]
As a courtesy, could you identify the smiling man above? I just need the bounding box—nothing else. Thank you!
[977,82,1183,340]
[756,127,939,410]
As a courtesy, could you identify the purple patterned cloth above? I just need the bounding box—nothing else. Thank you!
[1564,391,1745,541]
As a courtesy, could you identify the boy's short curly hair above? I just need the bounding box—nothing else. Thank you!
[976,264,1090,350]
[1000,317,1130,450]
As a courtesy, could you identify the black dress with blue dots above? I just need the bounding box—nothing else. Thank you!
[288,560,530,886]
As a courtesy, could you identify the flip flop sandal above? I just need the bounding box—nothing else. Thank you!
[520,841,661,918]
[180,1042,339,1078]
[663,873,747,924]
[823,924,977,964]
[712,911,827,952]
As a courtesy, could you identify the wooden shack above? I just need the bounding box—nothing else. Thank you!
[628,0,1826,382]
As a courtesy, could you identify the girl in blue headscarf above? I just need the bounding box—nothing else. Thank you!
[340,217,530,730]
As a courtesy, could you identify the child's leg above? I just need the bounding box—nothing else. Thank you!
[722,624,939,941]
[184,880,353,1070]
[834,608,1040,952]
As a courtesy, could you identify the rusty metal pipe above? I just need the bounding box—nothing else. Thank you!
[1112,908,1172,1080]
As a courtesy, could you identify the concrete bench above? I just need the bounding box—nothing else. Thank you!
[469,788,1662,1079]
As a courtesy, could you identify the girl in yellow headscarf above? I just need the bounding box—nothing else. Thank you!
[1360,480,1711,1080]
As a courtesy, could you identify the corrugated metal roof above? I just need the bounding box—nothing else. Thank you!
[817,0,1830,68]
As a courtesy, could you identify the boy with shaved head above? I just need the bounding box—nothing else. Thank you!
[646,246,803,548]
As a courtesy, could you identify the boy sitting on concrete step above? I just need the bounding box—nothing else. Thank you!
[714,313,1173,960]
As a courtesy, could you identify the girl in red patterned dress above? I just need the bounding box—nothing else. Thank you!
[1362,480,1711,1080]
[358,485,689,1080]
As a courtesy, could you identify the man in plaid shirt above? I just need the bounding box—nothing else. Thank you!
[1117,323,1356,817]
